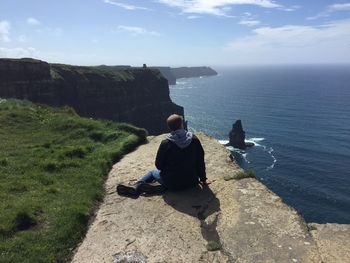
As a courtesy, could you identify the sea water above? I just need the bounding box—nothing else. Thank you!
[169,65,350,223]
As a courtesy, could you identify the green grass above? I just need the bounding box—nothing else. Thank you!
[206,240,222,251]
[49,63,164,83]
[1,58,43,63]
[234,170,256,180]
[0,99,147,262]
[307,224,318,231]
[224,170,256,181]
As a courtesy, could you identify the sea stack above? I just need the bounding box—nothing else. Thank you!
[228,120,253,149]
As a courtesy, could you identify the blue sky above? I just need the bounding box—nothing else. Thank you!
[1,0,350,66]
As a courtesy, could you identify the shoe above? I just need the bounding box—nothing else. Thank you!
[138,182,165,195]
[116,184,140,197]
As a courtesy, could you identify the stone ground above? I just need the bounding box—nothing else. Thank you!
[72,134,350,263]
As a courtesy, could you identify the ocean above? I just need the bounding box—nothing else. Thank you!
[169,65,350,223]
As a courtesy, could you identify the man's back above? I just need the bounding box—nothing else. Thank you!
[116,114,207,197]
[155,134,206,190]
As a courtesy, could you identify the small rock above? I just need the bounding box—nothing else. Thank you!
[113,251,146,263]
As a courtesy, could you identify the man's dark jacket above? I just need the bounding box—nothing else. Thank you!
[155,135,206,190]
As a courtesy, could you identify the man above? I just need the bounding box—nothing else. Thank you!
[117,114,207,197]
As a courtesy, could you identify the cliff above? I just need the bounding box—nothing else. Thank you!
[72,134,350,263]
[150,67,177,85]
[0,58,183,135]
[171,66,217,79]
[152,66,218,85]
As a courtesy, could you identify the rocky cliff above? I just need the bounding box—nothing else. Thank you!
[150,67,177,85]
[0,58,183,135]
[72,134,350,263]
[152,66,218,85]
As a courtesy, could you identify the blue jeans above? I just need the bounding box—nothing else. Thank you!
[137,169,164,185]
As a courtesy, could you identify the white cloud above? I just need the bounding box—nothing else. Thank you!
[239,19,260,26]
[329,3,350,11]
[117,25,160,36]
[307,2,350,20]
[27,17,41,26]
[226,20,350,63]
[103,0,148,10]
[0,20,10,42]
[239,11,260,26]
[279,5,301,12]
[307,13,328,21]
[157,0,281,16]
[0,47,37,58]
[187,15,201,19]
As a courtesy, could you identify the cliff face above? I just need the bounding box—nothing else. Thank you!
[0,58,184,135]
[151,67,177,85]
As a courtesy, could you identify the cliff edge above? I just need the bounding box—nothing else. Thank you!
[0,58,183,135]
[71,134,349,263]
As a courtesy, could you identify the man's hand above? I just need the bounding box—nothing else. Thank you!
[200,180,212,187]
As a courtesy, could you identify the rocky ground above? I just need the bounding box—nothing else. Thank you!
[72,134,350,263]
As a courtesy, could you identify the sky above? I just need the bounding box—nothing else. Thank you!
[1,0,350,66]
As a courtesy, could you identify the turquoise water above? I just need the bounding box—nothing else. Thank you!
[169,65,350,223]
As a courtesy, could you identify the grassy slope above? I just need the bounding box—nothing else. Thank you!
[0,99,147,262]
[50,63,163,82]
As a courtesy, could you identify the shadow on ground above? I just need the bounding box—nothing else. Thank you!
[162,185,220,219]
[163,185,222,249]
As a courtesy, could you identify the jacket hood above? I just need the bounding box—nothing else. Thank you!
[167,129,193,149]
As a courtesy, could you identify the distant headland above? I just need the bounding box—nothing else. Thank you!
[151,66,218,85]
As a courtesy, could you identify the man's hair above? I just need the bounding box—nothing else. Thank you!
[167,114,183,131]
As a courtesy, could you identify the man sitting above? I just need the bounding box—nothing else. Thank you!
[117,114,207,197]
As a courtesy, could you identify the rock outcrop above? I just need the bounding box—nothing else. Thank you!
[0,58,183,135]
[228,120,253,149]
[72,134,349,263]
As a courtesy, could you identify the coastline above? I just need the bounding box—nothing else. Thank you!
[72,133,350,263]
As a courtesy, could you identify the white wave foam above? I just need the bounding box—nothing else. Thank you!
[242,153,251,164]
[266,147,277,171]
[218,140,229,145]
[172,94,190,98]
[225,146,235,151]
[220,138,265,146]
[250,137,265,142]
[245,137,265,147]
[224,145,250,163]
[220,137,274,168]
[172,86,198,90]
